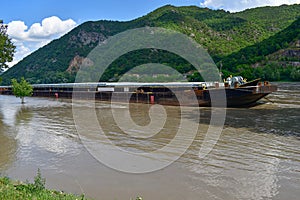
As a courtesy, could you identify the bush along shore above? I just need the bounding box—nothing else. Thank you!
[0,169,87,200]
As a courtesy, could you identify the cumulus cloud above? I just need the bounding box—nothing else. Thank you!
[6,16,77,67]
[200,0,300,12]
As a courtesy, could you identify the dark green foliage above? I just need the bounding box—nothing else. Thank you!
[220,18,300,81]
[0,20,16,70]
[100,49,195,82]
[1,4,300,84]
[220,18,300,69]
[290,67,300,80]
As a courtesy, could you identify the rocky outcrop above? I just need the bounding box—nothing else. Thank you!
[281,49,300,58]
[66,55,94,73]
[69,30,107,48]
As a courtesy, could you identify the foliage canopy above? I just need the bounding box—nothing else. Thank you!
[0,20,15,70]
[11,77,33,103]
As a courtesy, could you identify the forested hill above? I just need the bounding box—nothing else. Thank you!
[1,4,300,84]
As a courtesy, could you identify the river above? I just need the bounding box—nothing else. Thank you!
[0,82,299,200]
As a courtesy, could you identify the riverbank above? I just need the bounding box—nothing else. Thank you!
[0,172,87,200]
[0,174,144,200]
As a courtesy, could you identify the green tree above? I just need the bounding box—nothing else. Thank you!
[0,20,15,70]
[11,77,33,104]
[290,67,300,81]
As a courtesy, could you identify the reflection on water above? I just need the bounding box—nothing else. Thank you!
[0,115,16,171]
[0,83,299,200]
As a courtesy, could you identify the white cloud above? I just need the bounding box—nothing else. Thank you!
[6,16,77,67]
[8,44,31,67]
[200,0,300,12]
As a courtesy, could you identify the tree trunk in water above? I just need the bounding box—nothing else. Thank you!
[21,97,25,104]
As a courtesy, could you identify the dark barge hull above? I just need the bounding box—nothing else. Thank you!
[225,90,269,107]
[0,83,277,107]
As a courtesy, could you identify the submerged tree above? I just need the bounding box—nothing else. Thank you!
[11,77,33,104]
[0,20,15,70]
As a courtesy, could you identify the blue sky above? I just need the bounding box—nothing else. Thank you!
[2,0,203,26]
[2,0,299,66]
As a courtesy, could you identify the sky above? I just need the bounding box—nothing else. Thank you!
[1,0,300,66]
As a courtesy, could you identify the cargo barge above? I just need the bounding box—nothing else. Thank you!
[0,77,277,107]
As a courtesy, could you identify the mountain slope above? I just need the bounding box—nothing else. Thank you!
[1,4,300,84]
[220,18,300,80]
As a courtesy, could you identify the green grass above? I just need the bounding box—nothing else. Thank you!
[0,169,87,200]
[0,169,144,200]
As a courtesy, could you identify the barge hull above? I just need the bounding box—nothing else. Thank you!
[0,83,277,107]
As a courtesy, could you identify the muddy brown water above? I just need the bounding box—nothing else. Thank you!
[0,82,299,200]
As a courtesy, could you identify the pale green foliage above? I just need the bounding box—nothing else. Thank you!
[11,77,33,103]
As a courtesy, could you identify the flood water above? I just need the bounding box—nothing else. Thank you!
[0,82,299,200]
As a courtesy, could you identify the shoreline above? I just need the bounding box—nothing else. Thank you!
[0,175,88,200]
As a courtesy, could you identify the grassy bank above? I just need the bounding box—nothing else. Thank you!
[0,170,87,200]
[0,171,144,200]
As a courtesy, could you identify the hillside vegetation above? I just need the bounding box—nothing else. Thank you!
[1,4,300,84]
